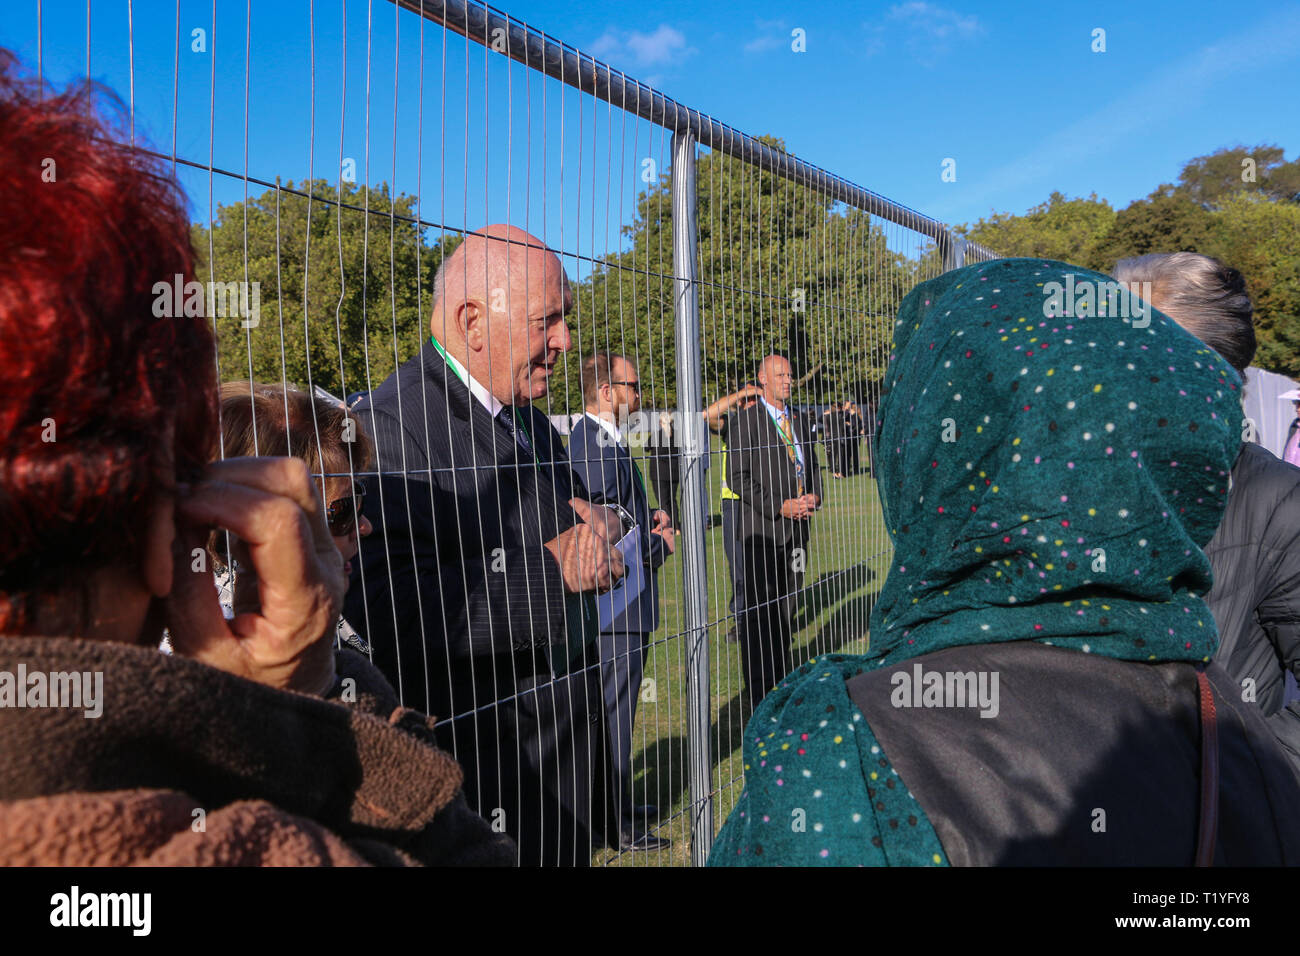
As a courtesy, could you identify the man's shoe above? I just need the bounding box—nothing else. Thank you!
[620,826,671,852]
[631,804,659,820]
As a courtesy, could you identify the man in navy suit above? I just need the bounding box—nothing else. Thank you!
[567,353,676,851]
[344,225,626,866]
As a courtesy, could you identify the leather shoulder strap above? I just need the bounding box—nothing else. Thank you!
[1195,665,1219,867]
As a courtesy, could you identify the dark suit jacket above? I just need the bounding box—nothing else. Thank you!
[567,413,667,635]
[648,416,680,484]
[727,401,822,548]
[342,342,606,863]
[345,342,584,701]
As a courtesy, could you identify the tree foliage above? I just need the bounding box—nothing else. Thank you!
[196,155,925,412]
[1088,187,1216,268]
[192,142,1300,400]
[959,145,1300,378]
[193,179,459,398]
[558,136,932,411]
[955,191,1116,266]
[1205,194,1300,376]
[1177,144,1300,208]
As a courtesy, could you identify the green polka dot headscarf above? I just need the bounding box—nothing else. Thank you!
[709,258,1242,867]
[869,257,1242,667]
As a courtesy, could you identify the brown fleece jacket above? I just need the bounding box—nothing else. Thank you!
[0,636,516,866]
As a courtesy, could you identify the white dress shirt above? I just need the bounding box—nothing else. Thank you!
[760,397,804,465]
[438,342,506,418]
[583,410,624,447]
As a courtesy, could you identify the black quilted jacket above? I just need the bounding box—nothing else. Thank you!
[1204,441,1300,769]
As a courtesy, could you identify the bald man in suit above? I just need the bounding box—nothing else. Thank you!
[345,225,624,865]
[727,354,822,710]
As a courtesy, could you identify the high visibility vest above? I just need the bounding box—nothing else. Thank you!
[720,432,739,501]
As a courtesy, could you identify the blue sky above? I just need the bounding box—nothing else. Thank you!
[5,0,1299,270]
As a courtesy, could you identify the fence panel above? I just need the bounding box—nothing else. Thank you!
[22,0,996,866]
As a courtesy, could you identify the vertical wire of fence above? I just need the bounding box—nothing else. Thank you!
[40,0,998,866]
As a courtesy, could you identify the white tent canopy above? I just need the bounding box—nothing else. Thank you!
[1243,366,1299,459]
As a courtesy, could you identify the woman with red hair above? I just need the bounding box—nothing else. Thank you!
[0,50,510,866]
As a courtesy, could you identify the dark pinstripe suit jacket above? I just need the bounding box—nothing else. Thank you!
[343,343,608,863]
[344,339,594,706]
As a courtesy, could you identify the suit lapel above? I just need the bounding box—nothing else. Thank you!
[422,343,536,469]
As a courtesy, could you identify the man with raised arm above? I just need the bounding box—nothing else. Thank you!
[711,382,763,642]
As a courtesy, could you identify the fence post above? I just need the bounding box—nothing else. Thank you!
[943,234,967,272]
[671,127,713,866]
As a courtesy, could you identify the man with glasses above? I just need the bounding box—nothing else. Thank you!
[568,352,676,852]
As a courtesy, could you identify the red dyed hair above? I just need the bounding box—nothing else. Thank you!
[0,50,218,631]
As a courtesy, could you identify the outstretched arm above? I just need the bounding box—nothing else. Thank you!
[706,385,762,432]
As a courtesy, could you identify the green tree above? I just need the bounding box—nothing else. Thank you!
[957,191,1116,269]
[1202,193,1300,378]
[558,136,926,412]
[1176,145,1300,208]
[193,179,459,398]
[951,143,1300,378]
[1089,186,1217,271]
[193,148,936,415]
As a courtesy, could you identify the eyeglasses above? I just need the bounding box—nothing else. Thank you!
[326,482,367,537]
[608,381,640,392]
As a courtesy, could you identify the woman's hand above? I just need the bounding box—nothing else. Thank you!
[165,457,344,695]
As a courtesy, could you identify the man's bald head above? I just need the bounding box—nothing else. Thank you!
[758,353,793,407]
[430,224,572,406]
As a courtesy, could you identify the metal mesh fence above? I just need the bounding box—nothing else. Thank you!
[22,0,997,866]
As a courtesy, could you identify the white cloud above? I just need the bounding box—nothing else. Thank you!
[887,2,981,41]
[743,18,787,54]
[865,3,983,65]
[589,24,695,69]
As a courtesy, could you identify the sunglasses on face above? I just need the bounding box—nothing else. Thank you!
[608,380,640,393]
[326,482,367,537]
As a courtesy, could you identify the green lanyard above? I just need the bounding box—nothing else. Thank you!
[432,335,533,451]
[429,335,465,384]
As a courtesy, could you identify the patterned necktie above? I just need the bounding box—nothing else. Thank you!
[497,406,534,456]
[777,411,805,495]
[777,413,796,462]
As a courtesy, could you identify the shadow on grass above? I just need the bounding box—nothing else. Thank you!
[630,562,880,817]
[628,685,752,821]
[790,561,873,632]
[802,591,878,657]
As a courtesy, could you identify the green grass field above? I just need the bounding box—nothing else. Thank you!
[591,434,893,866]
